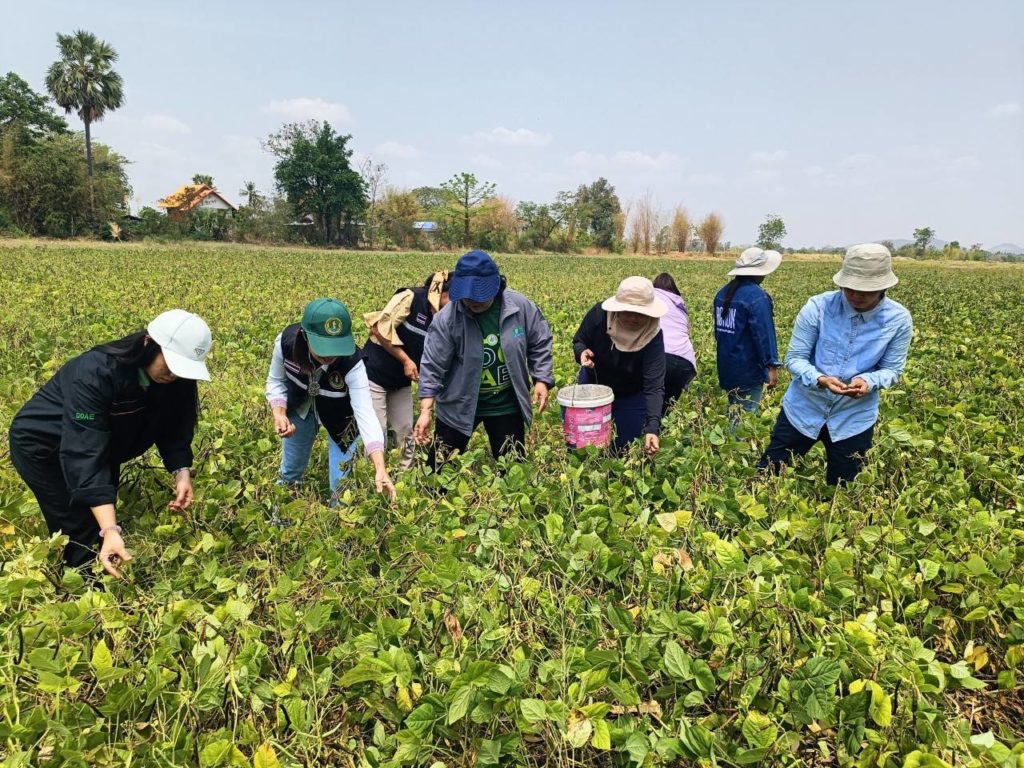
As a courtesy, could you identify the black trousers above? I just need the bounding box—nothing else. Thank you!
[9,437,103,567]
[758,407,875,486]
[663,354,697,415]
[427,412,526,470]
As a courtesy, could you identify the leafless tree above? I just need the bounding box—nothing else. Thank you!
[695,212,725,255]
[628,192,659,254]
[360,157,388,249]
[671,206,691,252]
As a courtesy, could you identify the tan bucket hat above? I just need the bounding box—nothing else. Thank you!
[601,276,667,318]
[834,243,899,291]
[728,247,782,276]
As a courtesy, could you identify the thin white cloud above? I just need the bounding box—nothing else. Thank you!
[471,153,502,168]
[611,150,681,170]
[839,153,876,169]
[744,168,782,183]
[262,97,352,123]
[801,165,825,177]
[142,114,191,135]
[686,172,724,186]
[465,126,552,147]
[566,149,680,171]
[134,142,185,161]
[750,149,789,166]
[374,141,419,159]
[986,101,1021,119]
[946,154,982,171]
[566,150,607,168]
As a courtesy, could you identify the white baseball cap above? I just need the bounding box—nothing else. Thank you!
[728,247,783,277]
[147,309,212,381]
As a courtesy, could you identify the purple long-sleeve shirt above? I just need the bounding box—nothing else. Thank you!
[655,288,697,370]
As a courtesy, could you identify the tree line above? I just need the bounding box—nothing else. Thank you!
[2,29,1014,261]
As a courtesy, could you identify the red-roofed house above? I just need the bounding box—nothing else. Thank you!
[159,184,237,220]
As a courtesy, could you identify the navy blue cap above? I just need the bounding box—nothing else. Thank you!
[448,250,501,302]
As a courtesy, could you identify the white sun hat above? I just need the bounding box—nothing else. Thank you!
[833,243,899,291]
[728,247,783,277]
[147,309,212,381]
[601,276,668,318]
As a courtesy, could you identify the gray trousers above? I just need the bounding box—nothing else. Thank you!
[369,381,415,470]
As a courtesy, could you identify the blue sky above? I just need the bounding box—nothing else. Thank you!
[3,0,1022,247]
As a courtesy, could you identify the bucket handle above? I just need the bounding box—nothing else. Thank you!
[571,365,599,407]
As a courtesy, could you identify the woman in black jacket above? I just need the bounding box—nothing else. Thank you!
[573,276,667,455]
[8,310,212,578]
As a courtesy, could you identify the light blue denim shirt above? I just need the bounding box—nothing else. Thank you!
[781,290,913,441]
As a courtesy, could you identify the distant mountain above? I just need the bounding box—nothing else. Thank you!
[989,243,1024,255]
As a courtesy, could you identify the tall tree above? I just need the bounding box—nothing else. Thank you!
[576,177,622,249]
[0,72,69,138]
[45,31,124,180]
[913,226,934,257]
[695,212,725,255]
[191,173,214,187]
[756,214,787,250]
[266,120,366,245]
[440,172,495,246]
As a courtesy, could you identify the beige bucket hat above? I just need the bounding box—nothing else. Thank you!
[601,276,667,318]
[728,247,783,277]
[834,243,899,291]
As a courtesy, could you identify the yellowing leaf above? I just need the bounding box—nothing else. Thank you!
[851,679,892,727]
[91,639,113,674]
[965,644,989,672]
[652,552,674,574]
[396,685,413,712]
[655,512,678,533]
[591,718,611,750]
[253,743,281,768]
[565,711,593,748]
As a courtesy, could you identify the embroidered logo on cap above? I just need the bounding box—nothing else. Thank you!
[323,317,344,336]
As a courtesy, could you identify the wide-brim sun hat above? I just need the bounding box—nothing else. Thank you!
[833,243,899,291]
[448,250,502,302]
[728,247,783,277]
[301,298,356,357]
[601,276,668,318]
[147,309,212,381]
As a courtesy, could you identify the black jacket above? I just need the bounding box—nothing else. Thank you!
[572,303,666,435]
[363,286,435,390]
[276,324,360,446]
[9,350,195,507]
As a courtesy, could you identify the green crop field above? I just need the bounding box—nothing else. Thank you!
[1,242,1023,768]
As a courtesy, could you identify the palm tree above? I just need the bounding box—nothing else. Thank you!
[239,181,263,209]
[45,30,124,184]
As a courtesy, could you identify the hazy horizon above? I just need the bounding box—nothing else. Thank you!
[3,0,1022,247]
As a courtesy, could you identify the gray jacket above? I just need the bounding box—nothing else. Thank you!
[419,289,554,436]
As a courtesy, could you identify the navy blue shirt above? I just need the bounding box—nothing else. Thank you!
[713,279,780,391]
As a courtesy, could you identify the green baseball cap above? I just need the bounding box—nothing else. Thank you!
[301,298,355,357]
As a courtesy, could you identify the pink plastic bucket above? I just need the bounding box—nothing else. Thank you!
[558,384,615,449]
